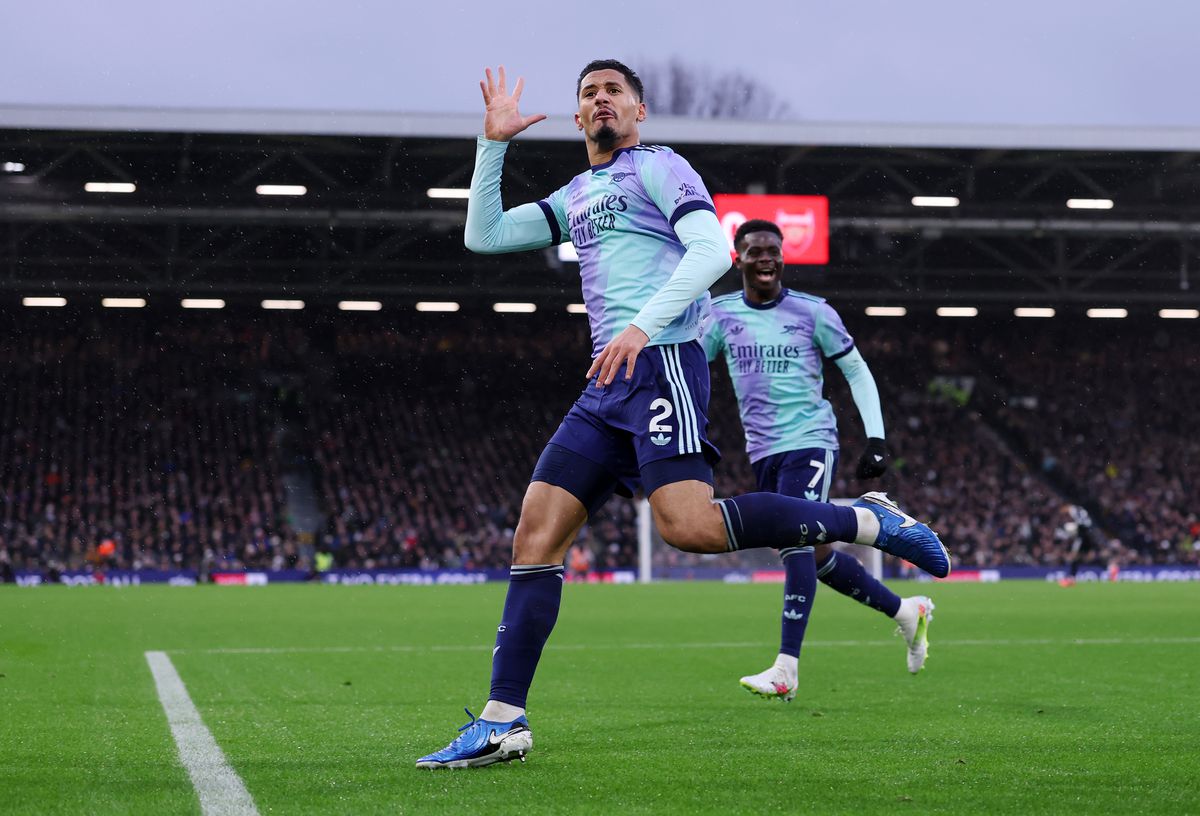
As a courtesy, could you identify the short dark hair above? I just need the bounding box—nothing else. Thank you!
[577,59,644,102]
[734,219,783,250]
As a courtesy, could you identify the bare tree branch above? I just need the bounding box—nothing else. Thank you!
[637,59,792,120]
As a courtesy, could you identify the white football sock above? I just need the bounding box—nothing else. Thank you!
[481,700,525,722]
[852,507,881,546]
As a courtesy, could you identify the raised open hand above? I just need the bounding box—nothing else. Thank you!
[479,66,547,142]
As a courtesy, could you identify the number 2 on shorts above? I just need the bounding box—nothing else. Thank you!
[649,398,674,433]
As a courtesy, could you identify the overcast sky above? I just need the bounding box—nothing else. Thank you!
[5,0,1199,128]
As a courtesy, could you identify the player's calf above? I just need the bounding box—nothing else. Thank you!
[648,481,732,553]
[654,512,729,553]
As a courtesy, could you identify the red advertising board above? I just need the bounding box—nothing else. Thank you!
[714,194,829,264]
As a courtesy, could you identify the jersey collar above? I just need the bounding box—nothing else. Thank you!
[590,146,638,173]
[742,287,788,310]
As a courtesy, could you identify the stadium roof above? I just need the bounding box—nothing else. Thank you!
[1,128,1198,308]
[9,107,1200,154]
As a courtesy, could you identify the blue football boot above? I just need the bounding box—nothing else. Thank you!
[415,708,533,769]
[854,492,951,578]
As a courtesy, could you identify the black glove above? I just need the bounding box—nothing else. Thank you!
[855,437,888,480]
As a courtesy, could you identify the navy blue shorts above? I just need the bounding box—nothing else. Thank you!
[533,341,720,511]
[752,447,839,501]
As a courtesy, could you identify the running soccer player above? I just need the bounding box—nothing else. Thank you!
[415,61,950,769]
[703,219,934,703]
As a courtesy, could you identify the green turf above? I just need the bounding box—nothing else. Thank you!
[1,581,1198,814]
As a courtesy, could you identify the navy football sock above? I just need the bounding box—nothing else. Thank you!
[778,547,816,658]
[718,493,857,551]
[816,550,902,618]
[488,564,564,709]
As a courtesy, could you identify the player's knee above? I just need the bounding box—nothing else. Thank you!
[510,506,561,564]
[509,481,586,565]
[512,522,561,564]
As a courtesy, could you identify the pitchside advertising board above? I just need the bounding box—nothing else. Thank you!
[558,194,829,264]
[10,566,1200,585]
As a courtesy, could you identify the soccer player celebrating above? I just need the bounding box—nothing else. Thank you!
[415,61,949,769]
[703,219,935,703]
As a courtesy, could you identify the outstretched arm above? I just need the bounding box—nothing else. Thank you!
[834,348,884,438]
[464,140,556,254]
[834,348,888,478]
[464,67,553,255]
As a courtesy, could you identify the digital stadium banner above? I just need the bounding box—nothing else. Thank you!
[11,570,199,587]
[713,194,829,265]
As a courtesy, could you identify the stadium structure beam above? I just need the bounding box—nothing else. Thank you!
[8,129,1200,304]
[14,105,1200,152]
[1,251,1195,303]
[0,203,463,228]
[10,203,1200,240]
[0,277,1194,308]
[965,238,1059,292]
[832,216,1200,237]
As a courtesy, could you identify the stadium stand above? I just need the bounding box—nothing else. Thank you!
[0,312,1195,575]
[981,323,1199,565]
[0,317,301,573]
[310,315,641,570]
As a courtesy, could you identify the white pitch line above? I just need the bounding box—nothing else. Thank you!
[145,651,259,816]
[181,635,1200,656]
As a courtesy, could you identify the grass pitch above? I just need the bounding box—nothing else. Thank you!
[1,580,1197,815]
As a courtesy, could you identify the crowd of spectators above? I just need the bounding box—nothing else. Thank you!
[983,323,1199,565]
[311,315,641,570]
[2,312,1195,577]
[0,318,301,574]
[674,328,1070,571]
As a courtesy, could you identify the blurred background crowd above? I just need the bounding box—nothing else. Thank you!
[1,312,1195,575]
